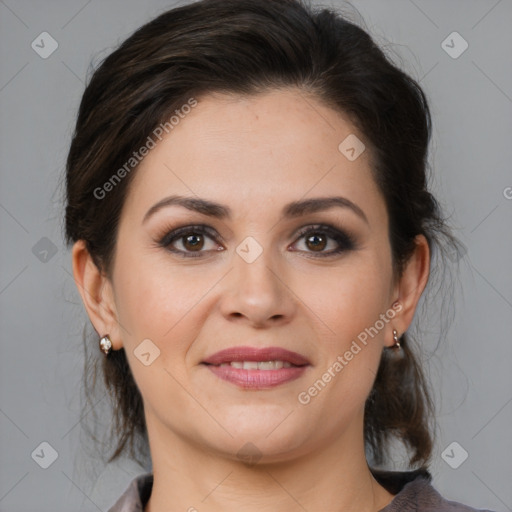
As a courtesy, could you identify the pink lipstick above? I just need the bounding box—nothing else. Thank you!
[202,346,310,389]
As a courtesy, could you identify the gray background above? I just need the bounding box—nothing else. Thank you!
[0,0,511,510]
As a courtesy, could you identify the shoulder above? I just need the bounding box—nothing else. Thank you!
[107,472,153,512]
[109,468,497,512]
[371,467,496,512]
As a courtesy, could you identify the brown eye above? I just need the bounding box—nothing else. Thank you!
[291,224,356,258]
[159,225,222,258]
[182,233,205,251]
[305,232,327,252]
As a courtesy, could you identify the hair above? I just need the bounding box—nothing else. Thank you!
[64,0,463,469]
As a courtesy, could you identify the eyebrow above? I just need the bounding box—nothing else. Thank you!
[142,195,369,225]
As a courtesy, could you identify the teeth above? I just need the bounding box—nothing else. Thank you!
[219,360,293,370]
[258,361,281,370]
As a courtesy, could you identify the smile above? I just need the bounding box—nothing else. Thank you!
[218,360,294,369]
[202,346,310,389]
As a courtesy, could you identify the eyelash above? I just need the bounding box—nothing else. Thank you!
[157,223,357,259]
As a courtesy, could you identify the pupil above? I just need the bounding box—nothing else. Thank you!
[184,234,203,250]
[307,233,326,251]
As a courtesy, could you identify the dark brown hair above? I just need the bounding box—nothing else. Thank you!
[64,0,462,469]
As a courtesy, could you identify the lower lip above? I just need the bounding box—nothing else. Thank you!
[204,364,308,389]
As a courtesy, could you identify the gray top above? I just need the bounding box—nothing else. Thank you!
[107,468,495,512]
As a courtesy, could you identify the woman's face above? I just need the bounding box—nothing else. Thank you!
[101,89,417,462]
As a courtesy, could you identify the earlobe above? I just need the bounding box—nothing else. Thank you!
[71,240,122,349]
[389,234,430,343]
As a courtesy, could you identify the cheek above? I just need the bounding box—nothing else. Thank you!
[112,249,216,359]
[295,256,391,403]
[111,252,208,410]
[300,256,392,344]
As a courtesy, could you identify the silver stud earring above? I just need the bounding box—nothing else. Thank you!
[99,335,113,356]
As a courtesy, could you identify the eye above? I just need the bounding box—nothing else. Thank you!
[158,223,356,259]
[291,224,356,257]
[158,225,223,258]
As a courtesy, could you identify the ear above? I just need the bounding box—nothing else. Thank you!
[71,240,123,350]
[387,234,430,346]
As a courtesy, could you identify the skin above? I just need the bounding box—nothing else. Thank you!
[73,88,430,512]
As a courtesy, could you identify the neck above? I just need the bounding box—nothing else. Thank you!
[143,414,395,512]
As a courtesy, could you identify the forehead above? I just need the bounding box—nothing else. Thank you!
[124,88,385,223]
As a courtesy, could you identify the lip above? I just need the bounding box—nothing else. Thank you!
[201,346,311,390]
[202,346,311,366]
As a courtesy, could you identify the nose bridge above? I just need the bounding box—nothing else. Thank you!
[221,233,294,325]
[235,234,282,301]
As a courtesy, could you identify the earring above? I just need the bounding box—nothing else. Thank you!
[384,329,402,351]
[99,335,113,356]
[391,329,401,350]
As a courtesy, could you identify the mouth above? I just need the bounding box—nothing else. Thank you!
[215,360,296,369]
[201,346,310,389]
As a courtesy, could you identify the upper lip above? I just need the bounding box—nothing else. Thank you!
[202,346,310,366]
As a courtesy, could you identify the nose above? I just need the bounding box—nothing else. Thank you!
[219,242,296,328]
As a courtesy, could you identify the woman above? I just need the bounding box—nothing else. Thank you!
[64,0,495,510]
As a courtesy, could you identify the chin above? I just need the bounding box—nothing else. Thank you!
[205,415,313,463]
